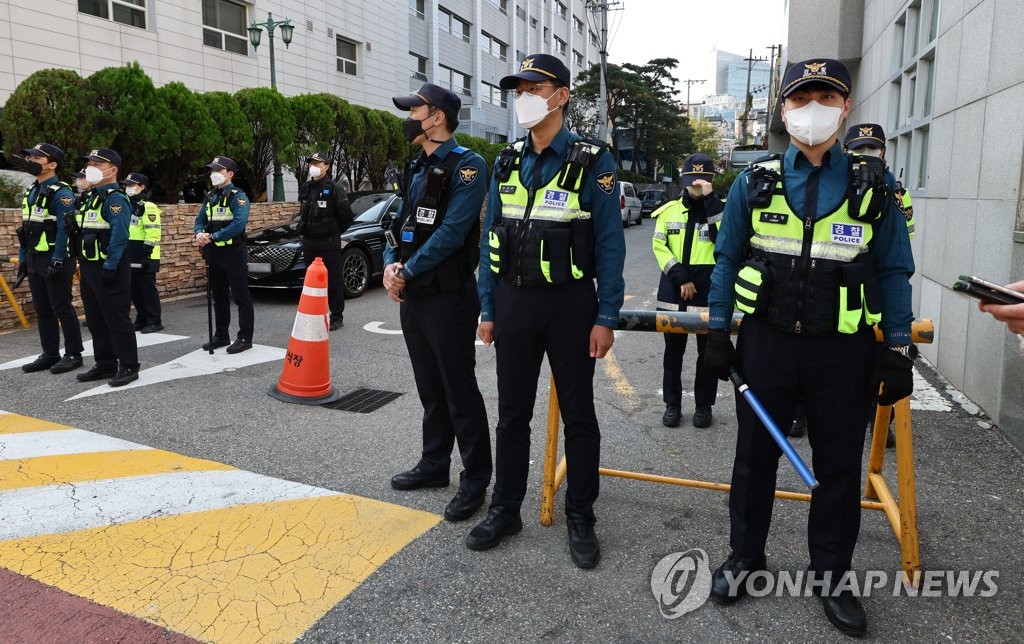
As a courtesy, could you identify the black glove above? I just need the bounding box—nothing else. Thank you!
[46,260,65,280]
[873,345,917,405]
[64,213,79,237]
[704,328,736,382]
[140,260,152,271]
[16,262,28,280]
[101,268,117,287]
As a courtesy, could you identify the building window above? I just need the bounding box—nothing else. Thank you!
[888,0,938,190]
[589,30,598,47]
[516,49,525,62]
[337,37,358,75]
[78,0,146,28]
[543,27,549,42]
[409,0,425,18]
[573,49,583,68]
[482,82,507,108]
[486,132,508,144]
[516,4,526,20]
[439,7,471,42]
[488,0,508,13]
[202,0,248,55]
[531,17,537,29]
[573,16,583,34]
[410,52,427,80]
[554,36,566,56]
[440,65,472,96]
[556,1,567,18]
[482,32,508,61]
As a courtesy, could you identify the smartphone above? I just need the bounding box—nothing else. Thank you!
[953,275,1024,305]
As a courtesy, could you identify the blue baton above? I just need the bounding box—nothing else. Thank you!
[729,369,819,490]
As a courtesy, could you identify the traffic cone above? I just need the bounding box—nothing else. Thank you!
[269,257,341,405]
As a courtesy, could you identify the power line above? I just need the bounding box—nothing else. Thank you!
[585,0,623,143]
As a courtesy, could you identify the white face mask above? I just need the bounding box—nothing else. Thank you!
[784,100,844,147]
[514,91,558,129]
[308,166,323,179]
[84,165,106,184]
[855,147,883,158]
[124,186,138,196]
[210,172,226,187]
[75,178,90,191]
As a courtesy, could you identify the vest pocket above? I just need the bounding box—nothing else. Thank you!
[540,228,571,285]
[569,218,592,277]
[735,259,769,316]
[487,226,508,277]
[836,261,875,334]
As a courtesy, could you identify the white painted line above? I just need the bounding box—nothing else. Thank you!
[0,469,339,541]
[64,344,286,401]
[363,321,403,335]
[0,332,189,371]
[0,428,148,461]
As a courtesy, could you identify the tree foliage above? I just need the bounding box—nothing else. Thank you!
[150,82,222,202]
[284,93,337,185]
[690,117,723,160]
[234,87,295,201]
[0,68,95,176]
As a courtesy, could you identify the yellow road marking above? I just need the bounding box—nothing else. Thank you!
[0,413,71,434]
[0,494,440,643]
[0,450,234,491]
[601,348,640,410]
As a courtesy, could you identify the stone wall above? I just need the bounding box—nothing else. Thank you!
[0,203,298,332]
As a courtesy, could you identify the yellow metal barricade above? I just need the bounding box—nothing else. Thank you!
[539,311,933,587]
[2,258,30,330]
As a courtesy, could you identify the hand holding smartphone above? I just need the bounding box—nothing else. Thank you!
[953,275,1024,305]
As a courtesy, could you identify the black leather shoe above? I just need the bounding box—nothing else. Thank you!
[709,552,767,604]
[661,407,681,428]
[133,320,145,331]
[140,323,164,334]
[202,337,230,351]
[49,354,83,374]
[692,406,713,428]
[444,490,485,522]
[820,591,867,637]
[329,318,344,331]
[22,354,61,373]
[76,364,118,382]
[108,365,140,387]
[790,415,807,438]
[466,507,522,551]
[390,466,450,490]
[226,337,252,354]
[567,516,600,569]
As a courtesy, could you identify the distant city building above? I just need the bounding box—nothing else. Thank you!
[715,48,771,102]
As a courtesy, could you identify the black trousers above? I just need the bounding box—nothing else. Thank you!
[491,279,600,521]
[302,246,344,322]
[130,269,162,326]
[728,315,876,576]
[399,278,491,496]
[80,258,138,369]
[26,251,83,357]
[207,243,254,341]
[661,324,718,409]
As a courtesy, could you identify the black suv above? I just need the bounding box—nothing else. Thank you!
[640,189,668,217]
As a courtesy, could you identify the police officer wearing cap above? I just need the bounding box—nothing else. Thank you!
[843,123,914,240]
[384,83,492,524]
[298,152,354,330]
[703,59,915,636]
[123,172,164,333]
[75,147,140,387]
[469,54,625,569]
[651,153,722,429]
[16,143,85,374]
[194,156,254,354]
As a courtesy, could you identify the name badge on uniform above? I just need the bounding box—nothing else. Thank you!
[32,206,46,216]
[317,200,327,208]
[666,225,681,235]
[85,211,99,222]
[760,211,788,225]
[542,189,569,208]
[697,224,711,242]
[130,215,141,226]
[499,185,517,194]
[416,207,437,224]
[831,223,864,245]
[215,207,228,215]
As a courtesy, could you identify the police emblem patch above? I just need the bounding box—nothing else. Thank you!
[109,204,122,215]
[595,172,615,195]
[60,196,73,206]
[460,167,479,185]
[236,198,247,206]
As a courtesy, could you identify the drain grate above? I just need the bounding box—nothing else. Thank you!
[322,388,403,413]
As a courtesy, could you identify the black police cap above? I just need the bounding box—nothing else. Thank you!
[500,54,571,90]
[844,123,886,150]
[681,153,717,186]
[204,156,238,171]
[392,83,462,113]
[307,152,331,164]
[780,58,852,97]
[79,147,123,167]
[21,142,65,164]
[123,172,149,186]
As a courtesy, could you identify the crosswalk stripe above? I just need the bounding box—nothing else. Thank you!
[0,428,148,460]
[0,450,234,492]
[0,469,338,541]
[0,412,71,435]
[0,332,189,371]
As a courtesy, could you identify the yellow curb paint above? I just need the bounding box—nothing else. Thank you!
[0,414,71,435]
[0,450,234,491]
[0,494,440,643]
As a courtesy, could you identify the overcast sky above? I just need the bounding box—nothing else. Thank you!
[602,0,787,102]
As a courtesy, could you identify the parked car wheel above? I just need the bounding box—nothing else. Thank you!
[634,209,642,226]
[342,246,371,298]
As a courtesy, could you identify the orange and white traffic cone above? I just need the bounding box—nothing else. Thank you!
[269,257,341,405]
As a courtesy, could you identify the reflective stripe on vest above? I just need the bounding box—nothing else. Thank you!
[78,194,111,261]
[655,200,716,268]
[129,200,162,260]
[21,185,63,252]
[204,190,238,246]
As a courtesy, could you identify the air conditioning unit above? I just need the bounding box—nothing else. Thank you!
[459,106,472,121]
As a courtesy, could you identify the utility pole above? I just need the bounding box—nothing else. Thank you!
[586,0,621,143]
[740,48,768,144]
[681,78,706,120]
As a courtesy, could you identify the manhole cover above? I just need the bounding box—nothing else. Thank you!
[322,388,403,413]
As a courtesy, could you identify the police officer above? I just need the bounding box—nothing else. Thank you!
[469,55,626,569]
[123,173,164,333]
[384,84,492,524]
[703,59,915,636]
[75,147,140,387]
[16,143,84,374]
[651,153,722,428]
[843,123,915,239]
[194,156,254,354]
[298,152,354,330]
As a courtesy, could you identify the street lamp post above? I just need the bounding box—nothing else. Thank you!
[248,12,294,202]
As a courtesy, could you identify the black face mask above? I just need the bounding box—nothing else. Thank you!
[23,159,43,176]
[402,117,427,143]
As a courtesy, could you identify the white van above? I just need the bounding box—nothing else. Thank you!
[619,181,643,227]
